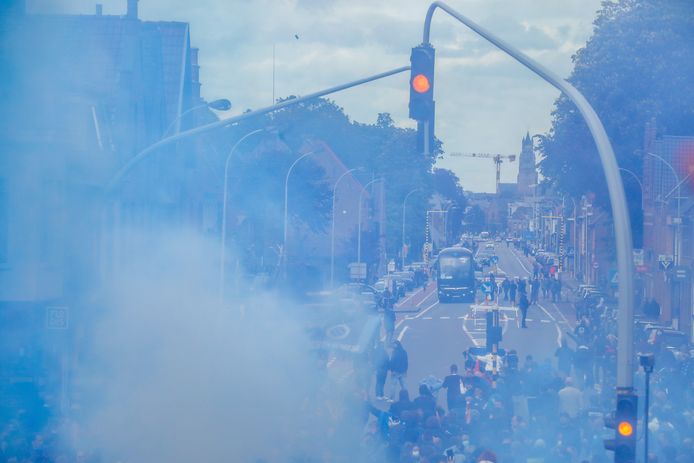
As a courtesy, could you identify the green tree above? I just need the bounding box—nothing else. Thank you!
[539,0,694,246]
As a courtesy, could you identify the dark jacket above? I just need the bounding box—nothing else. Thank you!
[390,344,409,374]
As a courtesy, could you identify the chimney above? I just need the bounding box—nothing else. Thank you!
[126,0,138,19]
[95,4,103,16]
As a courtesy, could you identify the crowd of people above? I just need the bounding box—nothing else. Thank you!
[351,256,694,462]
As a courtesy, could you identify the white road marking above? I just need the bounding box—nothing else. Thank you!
[550,302,572,326]
[510,248,532,274]
[458,316,466,319]
[440,316,450,320]
[397,326,409,341]
[536,303,557,322]
[414,300,439,319]
[555,323,563,347]
[422,316,433,320]
[540,319,551,323]
[395,286,426,307]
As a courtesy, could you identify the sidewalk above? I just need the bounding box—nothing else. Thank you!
[393,280,437,313]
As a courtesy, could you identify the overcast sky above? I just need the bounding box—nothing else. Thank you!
[35,0,603,192]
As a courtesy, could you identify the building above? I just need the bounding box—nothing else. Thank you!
[642,119,694,336]
[517,132,538,196]
[0,0,209,407]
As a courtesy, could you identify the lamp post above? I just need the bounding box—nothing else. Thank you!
[402,188,423,269]
[330,167,362,288]
[646,152,681,265]
[283,150,319,272]
[358,178,382,264]
[219,128,266,299]
[443,201,460,247]
[422,1,635,389]
[563,195,577,277]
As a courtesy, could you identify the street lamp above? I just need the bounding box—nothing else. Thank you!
[357,178,383,264]
[163,98,232,137]
[219,128,266,299]
[283,150,319,272]
[443,201,459,247]
[619,167,643,193]
[330,167,362,288]
[402,188,423,269]
[646,152,681,265]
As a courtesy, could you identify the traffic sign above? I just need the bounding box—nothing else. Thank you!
[46,306,69,330]
[593,262,599,270]
[674,266,689,280]
[349,262,367,280]
[632,249,644,267]
[658,254,674,271]
[491,255,499,264]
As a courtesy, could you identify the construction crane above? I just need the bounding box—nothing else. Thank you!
[449,152,517,193]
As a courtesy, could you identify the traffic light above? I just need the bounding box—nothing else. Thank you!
[409,44,435,155]
[604,389,638,463]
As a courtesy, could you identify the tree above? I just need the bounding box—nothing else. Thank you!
[538,0,694,246]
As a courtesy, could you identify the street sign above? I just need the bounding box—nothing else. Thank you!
[609,270,618,286]
[593,262,599,270]
[674,266,689,280]
[491,255,499,264]
[387,260,396,273]
[658,254,674,271]
[348,262,367,280]
[45,306,69,330]
[632,249,644,267]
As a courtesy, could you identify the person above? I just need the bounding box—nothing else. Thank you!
[372,342,390,400]
[509,279,517,307]
[389,340,408,399]
[557,377,583,418]
[517,278,527,296]
[413,383,437,417]
[551,277,561,302]
[383,306,395,343]
[501,277,510,301]
[518,292,530,328]
[381,287,393,310]
[555,338,574,377]
[530,277,540,305]
[541,276,550,300]
[442,364,465,412]
[388,389,414,421]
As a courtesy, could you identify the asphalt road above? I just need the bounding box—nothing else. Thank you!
[393,242,576,397]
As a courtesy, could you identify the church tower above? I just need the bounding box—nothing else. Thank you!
[516,132,537,196]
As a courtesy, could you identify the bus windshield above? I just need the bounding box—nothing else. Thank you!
[439,255,471,280]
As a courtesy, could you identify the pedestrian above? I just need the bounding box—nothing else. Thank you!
[519,292,530,328]
[388,389,414,421]
[442,364,465,412]
[555,338,574,377]
[372,342,390,400]
[551,277,560,302]
[509,279,517,307]
[501,277,510,301]
[413,383,437,417]
[383,307,395,343]
[541,276,550,300]
[517,278,527,296]
[530,277,539,305]
[389,340,408,399]
[557,377,583,418]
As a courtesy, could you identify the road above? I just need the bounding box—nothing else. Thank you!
[393,242,576,396]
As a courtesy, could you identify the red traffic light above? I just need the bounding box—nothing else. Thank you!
[412,74,431,93]
[618,421,634,437]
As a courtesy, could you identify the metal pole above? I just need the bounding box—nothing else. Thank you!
[106,65,410,192]
[644,369,651,461]
[219,129,265,299]
[358,178,382,264]
[283,150,318,272]
[330,167,361,288]
[423,0,635,387]
[402,188,423,269]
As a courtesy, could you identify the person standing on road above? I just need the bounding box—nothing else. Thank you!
[383,306,395,344]
[519,292,530,328]
[530,277,540,305]
[373,342,390,400]
[509,279,517,307]
[442,364,465,412]
[389,340,409,399]
[501,277,510,301]
[555,338,574,378]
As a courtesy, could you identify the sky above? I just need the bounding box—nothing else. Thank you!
[32,0,603,192]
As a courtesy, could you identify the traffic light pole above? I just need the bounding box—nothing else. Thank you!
[421,1,635,390]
